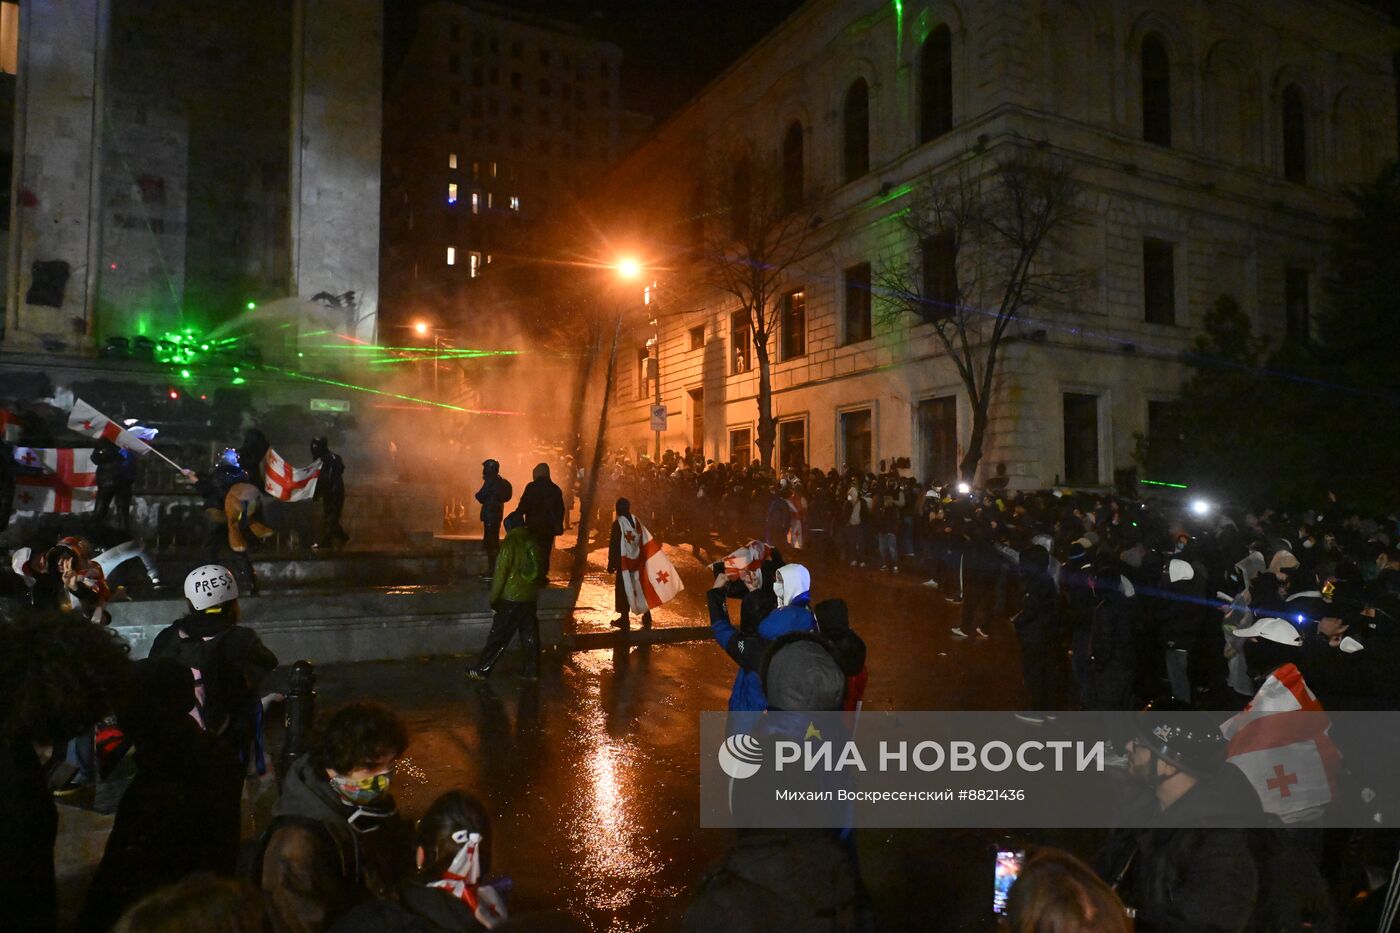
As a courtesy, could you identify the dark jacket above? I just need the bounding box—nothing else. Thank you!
[77,720,243,932]
[149,612,278,740]
[0,738,57,933]
[474,469,512,526]
[1097,762,1327,930]
[262,755,412,933]
[684,829,863,933]
[92,440,137,491]
[1014,545,1059,644]
[315,453,346,502]
[517,479,564,536]
[328,883,484,933]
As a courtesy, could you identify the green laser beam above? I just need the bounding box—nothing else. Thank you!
[259,366,522,416]
[1140,479,1190,489]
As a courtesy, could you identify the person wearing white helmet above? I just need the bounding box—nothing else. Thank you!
[147,565,278,773]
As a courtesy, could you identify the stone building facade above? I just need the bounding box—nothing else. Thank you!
[2,0,382,356]
[602,0,1397,490]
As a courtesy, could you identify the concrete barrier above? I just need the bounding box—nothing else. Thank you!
[108,585,577,664]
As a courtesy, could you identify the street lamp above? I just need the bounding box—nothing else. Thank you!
[413,320,430,337]
[616,256,641,281]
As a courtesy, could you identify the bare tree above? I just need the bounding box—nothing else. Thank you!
[700,151,836,467]
[875,150,1088,481]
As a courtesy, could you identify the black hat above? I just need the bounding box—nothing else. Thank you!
[762,633,846,712]
[1133,700,1227,776]
[813,598,849,633]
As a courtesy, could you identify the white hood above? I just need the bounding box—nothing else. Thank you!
[773,563,811,608]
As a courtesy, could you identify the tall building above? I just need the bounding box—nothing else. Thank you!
[601,0,1398,489]
[380,0,626,330]
[1,0,383,358]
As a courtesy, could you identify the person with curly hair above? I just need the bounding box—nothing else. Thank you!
[0,608,130,932]
[259,702,413,933]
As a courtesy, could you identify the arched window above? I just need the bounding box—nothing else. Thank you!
[842,78,870,183]
[781,121,804,213]
[920,25,953,143]
[729,156,751,240]
[1282,83,1307,183]
[1141,33,1171,146]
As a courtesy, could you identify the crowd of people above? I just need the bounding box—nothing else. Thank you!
[4,434,1400,931]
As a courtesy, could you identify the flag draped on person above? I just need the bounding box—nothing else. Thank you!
[12,447,97,513]
[719,540,774,592]
[1221,662,1342,823]
[67,399,154,455]
[263,448,321,502]
[618,516,684,612]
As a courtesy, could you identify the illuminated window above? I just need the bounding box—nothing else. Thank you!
[469,252,482,278]
[487,192,494,208]
[446,247,456,266]
[471,192,479,214]
[491,161,498,178]
[448,152,457,170]
[0,3,18,76]
[509,196,520,211]
[471,161,480,182]
[447,183,457,204]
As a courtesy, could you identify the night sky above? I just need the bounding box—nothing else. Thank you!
[387,0,808,120]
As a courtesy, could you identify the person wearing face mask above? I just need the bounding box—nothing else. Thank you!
[710,563,817,734]
[260,702,413,933]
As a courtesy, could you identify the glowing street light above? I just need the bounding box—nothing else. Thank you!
[1189,498,1213,517]
[413,320,430,337]
[615,256,641,280]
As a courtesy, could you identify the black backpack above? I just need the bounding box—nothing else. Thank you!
[163,626,247,736]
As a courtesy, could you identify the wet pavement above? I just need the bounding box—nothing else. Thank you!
[314,536,1102,931]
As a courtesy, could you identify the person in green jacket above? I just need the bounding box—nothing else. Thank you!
[466,512,542,680]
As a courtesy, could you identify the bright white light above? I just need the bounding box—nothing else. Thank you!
[414,321,429,337]
[616,257,641,280]
[1190,499,1212,517]
[956,482,971,495]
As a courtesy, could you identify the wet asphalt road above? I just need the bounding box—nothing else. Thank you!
[315,536,1098,931]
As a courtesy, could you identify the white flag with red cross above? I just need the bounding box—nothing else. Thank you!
[67,399,154,455]
[1221,662,1342,823]
[263,448,321,502]
[12,447,97,513]
[618,514,684,613]
[720,540,773,592]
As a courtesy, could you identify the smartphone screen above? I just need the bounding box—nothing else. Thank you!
[992,849,1024,915]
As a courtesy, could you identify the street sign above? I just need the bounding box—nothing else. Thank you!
[649,404,667,431]
[310,398,351,413]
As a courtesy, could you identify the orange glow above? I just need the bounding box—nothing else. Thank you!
[413,320,430,337]
[615,257,642,280]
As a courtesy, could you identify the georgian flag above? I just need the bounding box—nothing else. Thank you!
[1221,662,1341,823]
[263,448,321,502]
[13,447,97,513]
[67,399,154,455]
[720,540,773,592]
[617,514,684,612]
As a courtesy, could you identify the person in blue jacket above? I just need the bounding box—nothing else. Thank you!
[709,563,817,733]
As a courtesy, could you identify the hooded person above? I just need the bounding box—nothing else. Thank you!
[1159,557,1208,702]
[310,437,348,551]
[709,564,817,732]
[260,702,413,933]
[813,599,867,712]
[474,459,513,575]
[465,512,543,681]
[1012,544,1060,721]
[147,565,279,772]
[606,497,652,631]
[515,463,564,585]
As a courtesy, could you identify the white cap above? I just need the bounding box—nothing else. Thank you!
[1232,617,1302,647]
[1168,558,1195,583]
[1339,636,1365,654]
[10,547,31,578]
[184,564,239,611]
